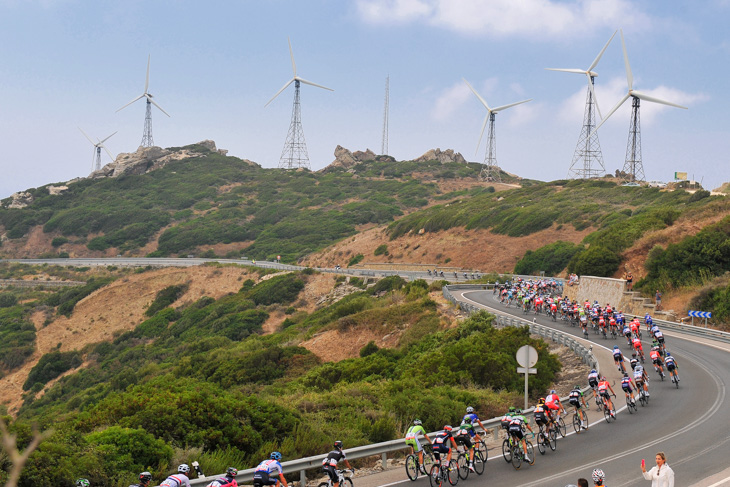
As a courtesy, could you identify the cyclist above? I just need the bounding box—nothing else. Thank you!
[405,419,429,474]
[629,352,639,371]
[654,328,666,352]
[630,318,641,339]
[568,385,589,429]
[76,480,90,487]
[545,389,565,423]
[321,442,352,487]
[462,406,488,449]
[507,409,534,463]
[255,452,287,487]
[533,398,550,436]
[650,346,665,379]
[206,468,239,487]
[665,352,679,382]
[130,472,153,487]
[644,313,653,332]
[597,376,616,417]
[431,425,458,468]
[634,363,650,397]
[500,406,516,432]
[588,369,600,402]
[592,468,606,486]
[621,372,637,406]
[623,322,632,346]
[632,335,644,361]
[454,417,476,472]
[160,465,192,487]
[613,346,625,372]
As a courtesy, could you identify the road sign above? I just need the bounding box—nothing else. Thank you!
[516,345,539,410]
[516,345,538,367]
[688,310,712,318]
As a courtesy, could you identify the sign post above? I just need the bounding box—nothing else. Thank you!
[688,310,712,327]
[516,345,538,410]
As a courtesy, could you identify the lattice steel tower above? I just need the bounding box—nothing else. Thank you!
[622,96,645,182]
[567,77,606,179]
[278,80,310,169]
[480,113,501,182]
[142,100,154,147]
[381,76,389,155]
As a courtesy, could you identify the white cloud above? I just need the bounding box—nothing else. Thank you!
[504,101,541,128]
[431,81,472,121]
[356,0,650,39]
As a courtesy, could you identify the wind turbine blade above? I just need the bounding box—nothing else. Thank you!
[545,68,586,74]
[475,114,489,156]
[620,30,633,91]
[588,30,617,72]
[297,77,334,91]
[116,94,145,112]
[586,73,603,120]
[101,144,114,161]
[288,37,297,76]
[149,98,171,117]
[591,93,630,136]
[632,91,688,109]
[145,54,151,93]
[265,78,295,107]
[78,127,95,145]
[99,131,118,144]
[492,99,532,113]
[462,78,491,111]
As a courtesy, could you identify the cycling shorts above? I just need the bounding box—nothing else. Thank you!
[666,363,676,372]
[652,357,663,366]
[622,384,633,393]
[588,378,598,388]
[534,414,548,426]
[657,335,665,343]
[322,465,338,483]
[405,438,423,452]
[433,443,450,454]
[545,402,560,411]
[253,471,277,487]
[569,397,581,408]
[453,435,472,449]
[599,389,610,398]
[508,427,524,440]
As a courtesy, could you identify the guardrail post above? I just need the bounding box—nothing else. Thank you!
[300,469,306,486]
[382,452,388,470]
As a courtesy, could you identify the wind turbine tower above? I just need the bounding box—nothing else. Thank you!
[117,55,170,148]
[592,30,688,183]
[79,128,117,172]
[266,38,333,170]
[382,75,389,156]
[463,79,532,182]
[546,30,616,179]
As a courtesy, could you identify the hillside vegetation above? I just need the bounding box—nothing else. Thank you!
[2,272,559,486]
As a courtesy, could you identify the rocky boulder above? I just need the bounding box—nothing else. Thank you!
[323,146,395,172]
[6,191,33,209]
[413,148,467,164]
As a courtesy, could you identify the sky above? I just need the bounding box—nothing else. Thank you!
[0,0,728,199]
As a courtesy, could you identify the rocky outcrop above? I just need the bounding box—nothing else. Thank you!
[6,191,33,209]
[413,148,467,164]
[323,146,396,172]
[89,140,252,179]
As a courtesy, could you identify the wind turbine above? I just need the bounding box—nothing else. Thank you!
[79,127,117,172]
[592,30,688,183]
[463,78,532,182]
[546,30,616,179]
[116,55,170,148]
[265,37,333,170]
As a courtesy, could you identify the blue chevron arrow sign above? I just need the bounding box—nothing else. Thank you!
[688,310,712,318]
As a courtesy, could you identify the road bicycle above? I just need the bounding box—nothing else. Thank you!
[536,423,556,454]
[610,324,618,339]
[572,407,588,433]
[456,447,485,479]
[548,415,567,438]
[405,443,435,481]
[625,392,638,414]
[318,469,354,487]
[669,368,680,389]
[637,386,649,407]
[600,394,616,423]
[510,436,535,470]
[501,434,514,463]
[429,459,458,487]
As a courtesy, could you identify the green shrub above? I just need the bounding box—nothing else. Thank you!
[23,351,82,390]
[568,245,621,277]
[85,426,173,476]
[374,244,388,256]
[246,274,304,306]
[46,277,115,317]
[360,341,379,357]
[690,281,730,326]
[514,241,583,276]
[0,294,18,308]
[145,284,189,317]
[347,254,364,267]
[51,237,68,247]
[369,276,406,295]
[689,189,711,202]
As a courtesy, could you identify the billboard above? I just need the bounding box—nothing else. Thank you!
[674,172,688,180]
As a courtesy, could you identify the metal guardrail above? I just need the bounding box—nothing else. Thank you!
[622,312,730,344]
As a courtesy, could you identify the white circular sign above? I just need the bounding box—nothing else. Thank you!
[516,345,538,368]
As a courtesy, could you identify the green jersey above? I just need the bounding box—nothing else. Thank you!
[405,425,426,442]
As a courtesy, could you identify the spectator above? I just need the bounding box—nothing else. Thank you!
[624,271,633,291]
[579,479,589,487]
[655,290,662,311]
[641,452,674,487]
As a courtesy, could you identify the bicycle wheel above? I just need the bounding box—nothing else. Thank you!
[447,460,459,486]
[549,429,557,451]
[456,453,469,480]
[473,451,485,475]
[511,445,522,470]
[603,405,614,423]
[317,483,329,487]
[525,441,535,465]
[537,433,546,455]
[406,454,419,481]
[423,451,435,473]
[429,465,442,487]
[557,418,567,437]
[626,396,634,414]
[475,439,487,460]
[502,439,512,463]
[573,413,582,433]
[342,478,354,487]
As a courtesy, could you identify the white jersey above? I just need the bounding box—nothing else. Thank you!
[634,366,644,380]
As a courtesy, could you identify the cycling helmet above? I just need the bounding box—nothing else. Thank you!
[538,397,545,404]
[590,369,596,374]
[139,472,153,483]
[666,351,671,357]
[573,385,581,390]
[178,464,190,474]
[466,406,474,413]
[413,419,422,425]
[515,408,522,414]
[76,480,90,487]
[334,441,343,449]
[613,345,619,350]
[271,451,282,460]
[508,406,516,413]
[592,468,606,483]
[632,352,637,357]
[623,372,629,377]
[550,390,556,394]
[462,416,472,424]
[227,467,238,477]
[443,425,453,431]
